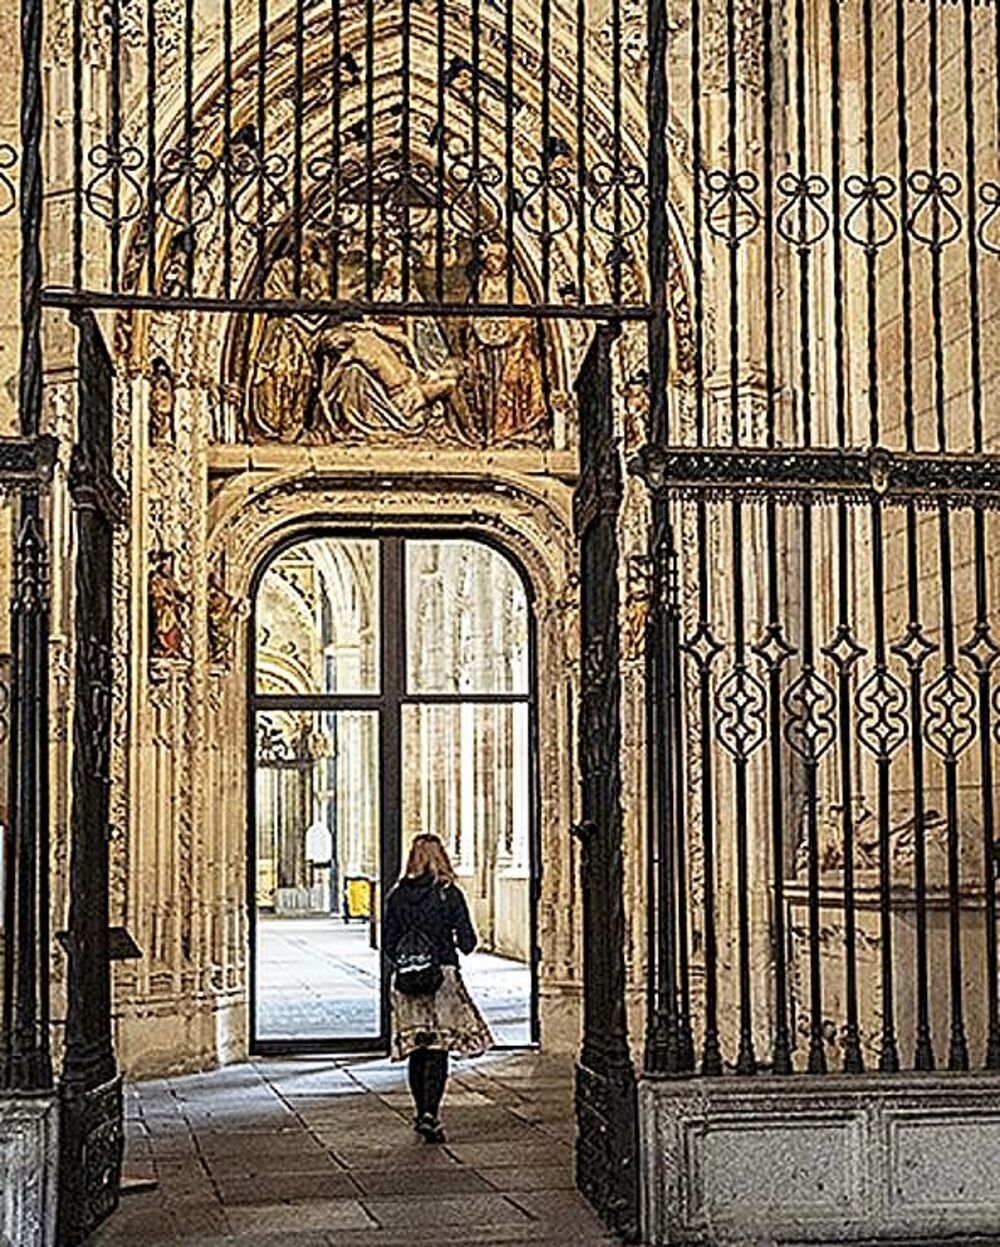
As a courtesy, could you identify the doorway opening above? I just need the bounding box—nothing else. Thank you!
[247,531,540,1054]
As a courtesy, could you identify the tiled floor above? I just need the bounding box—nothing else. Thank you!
[87,1051,616,1246]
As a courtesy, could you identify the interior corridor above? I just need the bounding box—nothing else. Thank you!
[87,1051,612,1246]
[256,919,532,1046]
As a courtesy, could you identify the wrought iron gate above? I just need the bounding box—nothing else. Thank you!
[5,0,663,1233]
[635,0,1000,1083]
[573,324,639,1239]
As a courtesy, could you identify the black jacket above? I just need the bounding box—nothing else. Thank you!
[384,873,477,968]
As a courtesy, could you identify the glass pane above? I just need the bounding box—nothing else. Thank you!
[406,540,529,695]
[254,709,381,1042]
[255,538,379,695]
[400,702,532,1045]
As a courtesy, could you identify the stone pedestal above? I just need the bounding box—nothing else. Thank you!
[0,1093,58,1247]
[639,1072,1000,1245]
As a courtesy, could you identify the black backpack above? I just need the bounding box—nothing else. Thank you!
[392,890,444,997]
[386,882,441,997]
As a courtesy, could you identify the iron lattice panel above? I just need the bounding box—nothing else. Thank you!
[43,0,651,320]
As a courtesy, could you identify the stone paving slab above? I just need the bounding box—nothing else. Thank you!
[347,1165,495,1196]
[215,1171,361,1203]
[479,1164,578,1191]
[224,1199,375,1235]
[359,1192,533,1228]
[88,1051,615,1247]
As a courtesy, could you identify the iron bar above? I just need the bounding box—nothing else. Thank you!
[505,0,516,305]
[646,527,681,1073]
[759,0,792,1076]
[835,502,864,1073]
[610,0,623,305]
[222,0,233,299]
[108,0,122,293]
[292,0,305,297]
[726,0,756,1077]
[689,0,721,1078]
[827,0,862,1070]
[671,564,694,1072]
[574,0,585,305]
[146,0,158,295]
[927,0,968,1073]
[434,0,445,303]
[540,0,552,303]
[183,0,195,296]
[329,0,341,300]
[72,0,82,290]
[643,0,682,1077]
[109,0,122,293]
[470,0,483,300]
[861,0,899,1074]
[2,502,53,1092]
[870,504,900,1073]
[255,0,268,297]
[894,0,934,1075]
[364,0,376,301]
[960,0,1000,1071]
[41,288,651,321]
[791,0,824,1076]
[400,0,412,302]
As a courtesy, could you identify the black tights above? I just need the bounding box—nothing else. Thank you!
[407,1048,448,1120]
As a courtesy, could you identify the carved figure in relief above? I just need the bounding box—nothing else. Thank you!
[622,555,652,659]
[315,251,460,439]
[148,551,188,662]
[249,315,316,442]
[238,233,553,449]
[148,356,176,446]
[797,798,947,876]
[207,567,237,667]
[466,240,547,446]
[247,247,331,443]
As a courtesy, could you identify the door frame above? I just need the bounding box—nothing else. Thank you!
[246,524,543,1056]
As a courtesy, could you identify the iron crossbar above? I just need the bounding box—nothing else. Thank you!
[41,287,652,322]
[631,444,1000,508]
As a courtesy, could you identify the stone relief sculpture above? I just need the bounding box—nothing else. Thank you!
[207,566,237,668]
[464,241,548,447]
[148,356,176,446]
[148,550,189,666]
[236,235,553,449]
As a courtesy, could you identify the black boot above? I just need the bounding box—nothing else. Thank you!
[418,1051,448,1143]
[408,1050,428,1130]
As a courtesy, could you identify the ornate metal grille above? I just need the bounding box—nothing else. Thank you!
[46,0,650,322]
[637,0,1000,1082]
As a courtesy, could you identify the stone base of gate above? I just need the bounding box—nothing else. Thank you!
[639,1072,1000,1246]
[0,1092,59,1247]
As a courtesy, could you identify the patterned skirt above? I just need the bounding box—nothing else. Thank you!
[390,965,493,1062]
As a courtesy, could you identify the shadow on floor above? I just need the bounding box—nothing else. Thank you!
[87,1050,616,1246]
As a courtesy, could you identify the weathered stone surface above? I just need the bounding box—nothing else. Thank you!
[87,1051,612,1247]
[0,1093,58,1247]
[640,1072,1000,1245]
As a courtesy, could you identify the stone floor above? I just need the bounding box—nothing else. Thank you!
[256,918,532,1046]
[87,1050,616,1247]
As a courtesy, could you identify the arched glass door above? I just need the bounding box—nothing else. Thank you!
[249,533,538,1052]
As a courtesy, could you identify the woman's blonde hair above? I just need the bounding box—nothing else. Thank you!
[405,833,456,884]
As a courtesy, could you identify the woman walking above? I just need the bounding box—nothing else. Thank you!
[384,834,492,1143]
